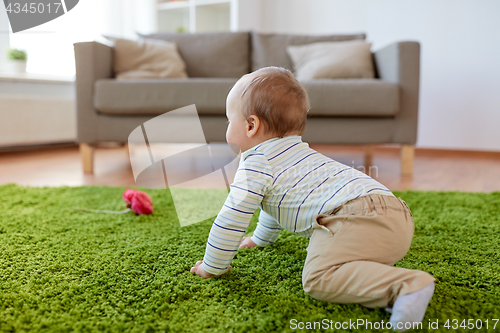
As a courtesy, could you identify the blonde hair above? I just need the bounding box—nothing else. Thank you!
[237,66,310,137]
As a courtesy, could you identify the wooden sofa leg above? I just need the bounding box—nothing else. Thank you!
[80,143,95,174]
[364,145,374,174]
[400,144,414,176]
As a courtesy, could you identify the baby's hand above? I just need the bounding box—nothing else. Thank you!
[239,236,258,249]
[190,261,231,278]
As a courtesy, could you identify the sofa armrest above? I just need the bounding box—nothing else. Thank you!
[73,41,114,143]
[373,41,420,144]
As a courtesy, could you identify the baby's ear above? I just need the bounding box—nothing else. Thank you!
[246,115,259,136]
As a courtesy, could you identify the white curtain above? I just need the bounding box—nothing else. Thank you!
[6,0,156,76]
[0,4,11,68]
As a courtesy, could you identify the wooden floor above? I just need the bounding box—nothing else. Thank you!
[0,144,499,192]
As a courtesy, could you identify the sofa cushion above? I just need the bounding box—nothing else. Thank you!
[301,79,399,117]
[94,78,399,118]
[137,32,250,78]
[94,78,238,116]
[251,32,366,72]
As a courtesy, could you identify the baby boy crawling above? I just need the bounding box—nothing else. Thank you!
[190,66,436,331]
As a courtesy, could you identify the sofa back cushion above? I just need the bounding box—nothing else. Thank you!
[251,32,366,72]
[138,31,250,78]
[113,38,188,79]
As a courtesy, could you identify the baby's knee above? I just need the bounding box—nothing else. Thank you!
[302,261,319,292]
[302,266,329,297]
[302,273,314,295]
[302,277,320,300]
[302,275,342,304]
[302,262,346,302]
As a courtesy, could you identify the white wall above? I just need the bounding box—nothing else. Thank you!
[237,0,263,32]
[253,0,500,152]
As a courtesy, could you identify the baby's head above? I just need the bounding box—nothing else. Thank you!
[226,66,310,152]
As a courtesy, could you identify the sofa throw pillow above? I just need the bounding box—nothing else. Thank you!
[286,40,375,80]
[250,32,366,72]
[113,38,188,79]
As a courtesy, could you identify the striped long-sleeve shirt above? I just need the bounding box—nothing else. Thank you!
[201,135,394,275]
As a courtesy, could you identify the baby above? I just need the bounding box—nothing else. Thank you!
[190,66,435,331]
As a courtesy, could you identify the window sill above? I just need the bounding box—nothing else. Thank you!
[0,72,75,84]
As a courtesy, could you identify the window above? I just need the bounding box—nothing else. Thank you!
[8,0,106,77]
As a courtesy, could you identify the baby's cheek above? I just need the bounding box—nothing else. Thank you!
[225,126,232,143]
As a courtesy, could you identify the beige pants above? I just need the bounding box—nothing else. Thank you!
[302,193,436,308]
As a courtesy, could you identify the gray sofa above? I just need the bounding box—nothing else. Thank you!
[74,31,420,175]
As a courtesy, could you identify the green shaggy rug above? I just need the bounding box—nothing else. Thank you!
[0,184,499,333]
